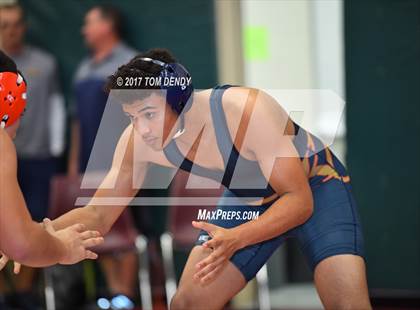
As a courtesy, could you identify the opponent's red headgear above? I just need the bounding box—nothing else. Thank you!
[0,71,27,128]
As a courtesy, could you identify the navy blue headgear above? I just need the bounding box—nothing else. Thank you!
[139,57,193,115]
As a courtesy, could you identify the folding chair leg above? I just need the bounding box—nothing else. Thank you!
[256,264,271,310]
[160,232,177,308]
[44,268,56,310]
[136,235,153,310]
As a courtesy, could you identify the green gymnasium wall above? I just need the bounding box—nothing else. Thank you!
[345,0,420,291]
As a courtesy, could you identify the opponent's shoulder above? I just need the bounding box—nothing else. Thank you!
[0,128,17,174]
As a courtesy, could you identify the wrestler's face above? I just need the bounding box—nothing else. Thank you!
[122,92,179,151]
[5,118,20,139]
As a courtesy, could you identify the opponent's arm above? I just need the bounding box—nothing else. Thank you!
[52,125,149,235]
[0,129,102,267]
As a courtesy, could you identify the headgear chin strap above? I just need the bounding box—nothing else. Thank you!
[173,127,185,139]
[172,114,186,139]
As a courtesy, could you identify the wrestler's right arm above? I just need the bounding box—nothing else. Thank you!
[52,125,148,235]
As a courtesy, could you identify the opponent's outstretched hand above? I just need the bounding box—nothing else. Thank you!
[43,218,104,265]
[0,219,104,272]
[192,221,242,286]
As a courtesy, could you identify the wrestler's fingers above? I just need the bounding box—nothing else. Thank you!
[196,248,225,270]
[0,254,9,271]
[194,255,226,280]
[200,264,226,286]
[80,230,101,240]
[202,238,219,249]
[71,223,87,233]
[82,236,104,248]
[43,218,55,234]
[84,250,98,260]
[192,221,219,235]
[13,262,21,274]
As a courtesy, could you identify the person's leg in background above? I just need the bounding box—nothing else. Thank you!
[100,252,138,300]
[129,204,167,306]
[94,208,140,308]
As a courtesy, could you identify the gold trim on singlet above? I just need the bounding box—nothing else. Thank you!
[244,192,280,206]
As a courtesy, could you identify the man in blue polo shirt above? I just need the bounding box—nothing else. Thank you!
[69,5,137,174]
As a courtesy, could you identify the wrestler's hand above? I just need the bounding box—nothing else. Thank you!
[43,218,104,265]
[0,252,21,274]
[192,221,242,285]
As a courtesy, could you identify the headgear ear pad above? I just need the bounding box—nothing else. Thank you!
[139,58,194,115]
[159,62,193,114]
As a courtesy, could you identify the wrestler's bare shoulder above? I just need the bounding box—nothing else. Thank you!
[222,87,289,123]
[216,87,291,156]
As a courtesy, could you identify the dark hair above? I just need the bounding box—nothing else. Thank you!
[92,4,123,38]
[0,50,18,73]
[106,48,177,103]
